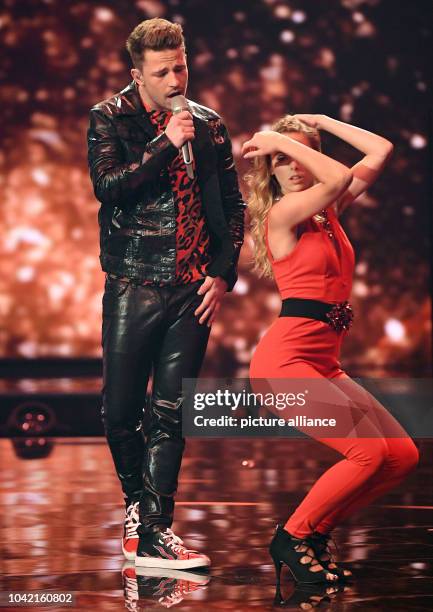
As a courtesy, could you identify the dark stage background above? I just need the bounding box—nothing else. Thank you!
[0,0,431,378]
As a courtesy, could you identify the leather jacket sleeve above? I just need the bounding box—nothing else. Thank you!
[87,108,178,209]
[214,122,246,291]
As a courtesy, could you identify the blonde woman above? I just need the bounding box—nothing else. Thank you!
[243,115,419,585]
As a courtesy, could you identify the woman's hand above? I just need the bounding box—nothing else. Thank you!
[242,131,284,158]
[293,114,324,129]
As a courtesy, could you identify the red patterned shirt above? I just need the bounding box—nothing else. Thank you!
[146,108,211,285]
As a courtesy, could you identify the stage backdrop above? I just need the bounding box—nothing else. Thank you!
[0,0,431,376]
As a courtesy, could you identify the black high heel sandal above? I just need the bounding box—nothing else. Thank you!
[269,525,339,585]
[308,531,353,580]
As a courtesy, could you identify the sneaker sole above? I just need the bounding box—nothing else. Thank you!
[135,556,211,570]
[134,566,210,583]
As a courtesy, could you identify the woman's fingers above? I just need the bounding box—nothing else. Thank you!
[241,139,253,154]
[294,113,317,127]
[243,148,263,158]
[242,134,269,157]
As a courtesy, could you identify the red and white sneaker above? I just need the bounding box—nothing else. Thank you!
[121,561,210,610]
[122,500,140,560]
[135,566,210,608]
[135,527,211,570]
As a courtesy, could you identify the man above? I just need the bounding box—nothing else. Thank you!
[87,18,245,569]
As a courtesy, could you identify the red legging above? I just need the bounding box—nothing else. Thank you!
[251,360,419,539]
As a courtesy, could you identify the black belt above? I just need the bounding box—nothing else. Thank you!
[279,298,354,332]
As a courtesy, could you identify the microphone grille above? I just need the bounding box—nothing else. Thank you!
[171,95,188,113]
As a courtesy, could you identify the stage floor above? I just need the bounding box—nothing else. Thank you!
[1,437,432,610]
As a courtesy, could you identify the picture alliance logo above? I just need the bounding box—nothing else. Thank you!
[193,390,308,411]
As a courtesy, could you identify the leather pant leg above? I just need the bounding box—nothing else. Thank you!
[137,280,211,535]
[101,276,165,505]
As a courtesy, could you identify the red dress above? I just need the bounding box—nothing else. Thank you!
[249,204,355,380]
[249,204,418,539]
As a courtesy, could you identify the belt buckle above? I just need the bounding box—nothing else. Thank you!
[325,301,354,332]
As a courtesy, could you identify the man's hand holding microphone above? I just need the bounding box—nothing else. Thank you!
[166,95,195,180]
[165,109,195,149]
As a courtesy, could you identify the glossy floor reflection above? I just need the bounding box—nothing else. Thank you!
[1,437,432,610]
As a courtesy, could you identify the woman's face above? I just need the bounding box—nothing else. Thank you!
[270,131,315,195]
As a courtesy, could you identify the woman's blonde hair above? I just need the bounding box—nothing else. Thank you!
[245,115,321,279]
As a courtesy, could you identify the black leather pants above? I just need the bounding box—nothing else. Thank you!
[101,275,210,535]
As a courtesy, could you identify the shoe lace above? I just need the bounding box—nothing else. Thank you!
[323,533,339,562]
[294,539,323,570]
[161,528,193,555]
[328,534,340,560]
[124,577,139,611]
[318,533,352,576]
[311,532,339,564]
[159,580,207,608]
[122,565,138,611]
[125,501,140,538]
[159,587,183,609]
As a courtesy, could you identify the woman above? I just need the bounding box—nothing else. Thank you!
[243,114,419,585]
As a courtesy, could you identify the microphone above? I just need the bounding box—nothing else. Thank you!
[170,95,195,180]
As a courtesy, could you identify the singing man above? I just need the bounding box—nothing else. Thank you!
[87,17,245,568]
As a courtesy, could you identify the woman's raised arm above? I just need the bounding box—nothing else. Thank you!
[294,114,394,215]
[242,131,352,228]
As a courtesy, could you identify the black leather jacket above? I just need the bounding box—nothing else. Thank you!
[87,81,245,291]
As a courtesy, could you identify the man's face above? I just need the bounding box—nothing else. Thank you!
[131,46,188,111]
